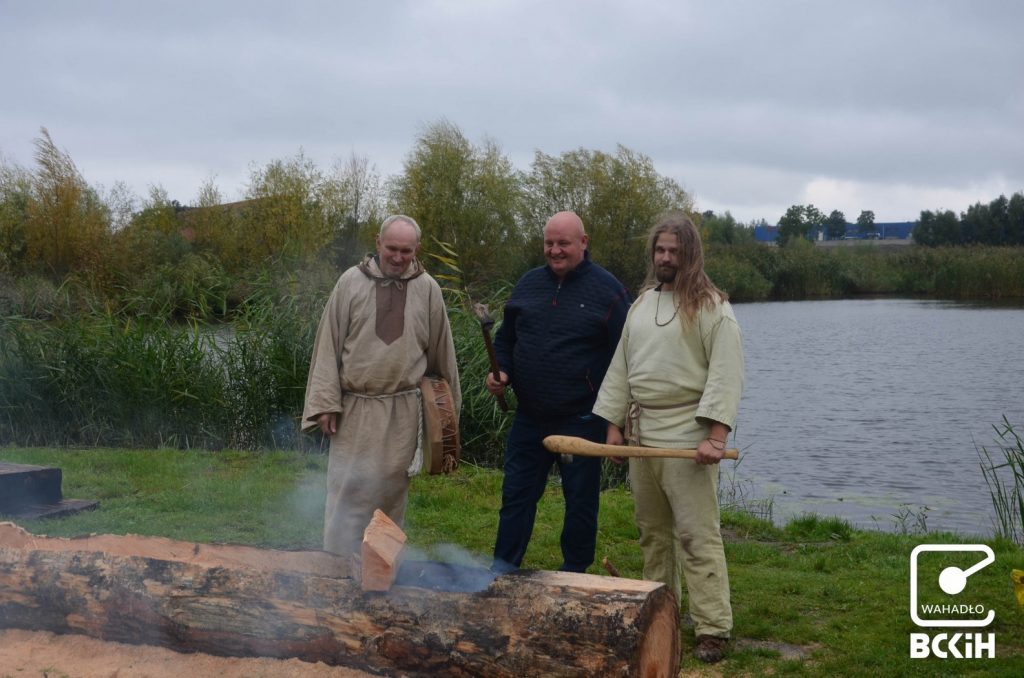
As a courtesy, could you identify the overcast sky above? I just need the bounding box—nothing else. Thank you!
[2,0,1022,225]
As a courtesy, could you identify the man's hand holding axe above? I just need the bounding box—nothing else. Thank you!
[475,303,574,464]
[473,303,509,412]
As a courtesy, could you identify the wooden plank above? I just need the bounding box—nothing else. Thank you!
[360,509,406,592]
[0,463,63,512]
[3,499,98,520]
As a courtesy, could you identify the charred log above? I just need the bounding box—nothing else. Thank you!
[0,522,679,677]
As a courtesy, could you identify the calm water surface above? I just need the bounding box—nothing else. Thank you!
[730,298,1024,536]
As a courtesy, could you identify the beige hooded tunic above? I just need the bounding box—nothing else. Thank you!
[302,255,460,557]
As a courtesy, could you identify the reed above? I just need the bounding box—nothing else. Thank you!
[0,276,327,450]
[978,417,1024,545]
[446,287,516,468]
[0,313,226,448]
[707,243,1024,301]
[0,268,519,455]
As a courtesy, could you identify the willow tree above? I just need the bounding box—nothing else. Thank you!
[106,187,188,282]
[241,150,336,266]
[525,145,692,290]
[21,128,110,278]
[321,152,385,270]
[390,120,529,290]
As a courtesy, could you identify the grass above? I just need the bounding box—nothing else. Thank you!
[979,418,1024,546]
[2,446,1023,676]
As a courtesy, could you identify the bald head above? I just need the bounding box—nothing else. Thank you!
[543,211,588,279]
[545,211,585,236]
[376,216,420,278]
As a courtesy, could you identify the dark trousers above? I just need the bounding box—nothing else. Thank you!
[492,411,604,573]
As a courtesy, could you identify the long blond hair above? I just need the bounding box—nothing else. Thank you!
[641,212,726,321]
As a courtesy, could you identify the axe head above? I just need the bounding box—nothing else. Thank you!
[472,303,494,330]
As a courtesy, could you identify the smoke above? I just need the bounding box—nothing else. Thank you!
[284,467,327,527]
[394,542,498,593]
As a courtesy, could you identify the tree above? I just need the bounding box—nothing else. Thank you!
[242,150,334,264]
[856,210,876,238]
[1007,192,1024,246]
[315,153,385,271]
[776,205,805,247]
[114,186,187,262]
[701,211,738,244]
[101,186,196,304]
[962,196,1011,246]
[390,119,529,289]
[0,161,32,273]
[805,205,826,240]
[185,178,239,273]
[825,210,847,240]
[20,128,111,278]
[988,195,1010,245]
[102,181,137,234]
[776,204,824,247]
[913,209,960,246]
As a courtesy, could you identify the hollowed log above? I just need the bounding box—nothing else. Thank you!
[0,522,679,677]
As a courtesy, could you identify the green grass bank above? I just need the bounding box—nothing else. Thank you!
[1,447,1022,676]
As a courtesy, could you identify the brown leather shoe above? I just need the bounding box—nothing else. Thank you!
[694,634,728,664]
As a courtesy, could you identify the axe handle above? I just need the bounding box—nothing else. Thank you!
[543,435,738,460]
[480,326,509,412]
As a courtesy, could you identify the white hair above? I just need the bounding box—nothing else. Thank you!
[379,214,422,242]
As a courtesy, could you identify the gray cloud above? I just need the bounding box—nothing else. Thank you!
[2,0,1021,223]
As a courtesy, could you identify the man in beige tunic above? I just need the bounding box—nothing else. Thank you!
[593,212,743,665]
[302,215,460,558]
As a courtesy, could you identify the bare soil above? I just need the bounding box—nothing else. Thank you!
[0,629,375,678]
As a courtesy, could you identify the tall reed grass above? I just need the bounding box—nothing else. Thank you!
[447,302,516,467]
[706,244,1024,302]
[0,271,328,450]
[0,313,226,447]
[978,417,1024,545]
[0,269,519,460]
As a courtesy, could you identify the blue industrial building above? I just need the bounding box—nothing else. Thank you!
[754,221,914,243]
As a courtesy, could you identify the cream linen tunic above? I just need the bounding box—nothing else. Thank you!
[593,288,743,446]
[302,257,460,557]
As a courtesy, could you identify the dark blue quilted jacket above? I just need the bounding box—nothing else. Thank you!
[494,254,631,420]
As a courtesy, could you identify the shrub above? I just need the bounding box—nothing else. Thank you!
[706,252,772,302]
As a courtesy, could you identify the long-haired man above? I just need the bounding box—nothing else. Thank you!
[594,212,744,664]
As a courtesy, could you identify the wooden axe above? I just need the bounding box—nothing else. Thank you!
[543,435,739,460]
[472,303,508,412]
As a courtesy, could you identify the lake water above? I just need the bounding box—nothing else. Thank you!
[729,298,1024,537]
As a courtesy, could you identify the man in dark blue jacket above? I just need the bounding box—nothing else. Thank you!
[486,211,631,573]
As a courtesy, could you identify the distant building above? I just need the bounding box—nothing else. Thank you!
[753,220,914,244]
[819,220,917,241]
[840,221,915,239]
[754,224,780,243]
[874,221,914,239]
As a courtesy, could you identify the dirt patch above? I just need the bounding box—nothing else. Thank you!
[0,629,375,678]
